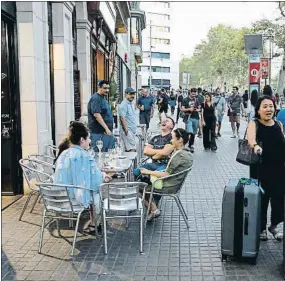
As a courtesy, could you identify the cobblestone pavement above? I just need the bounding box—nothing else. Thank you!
[2,108,284,281]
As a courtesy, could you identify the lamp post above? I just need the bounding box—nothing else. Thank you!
[262,28,274,86]
[149,21,152,92]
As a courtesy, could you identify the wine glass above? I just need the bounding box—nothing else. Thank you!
[96,140,103,155]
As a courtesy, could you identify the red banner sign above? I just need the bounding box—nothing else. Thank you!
[249,62,260,83]
[260,58,269,79]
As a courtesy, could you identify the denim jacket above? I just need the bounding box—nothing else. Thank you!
[54,145,103,207]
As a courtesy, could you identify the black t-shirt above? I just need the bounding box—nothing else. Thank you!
[182,97,199,119]
[149,133,172,163]
[161,93,169,106]
[178,95,183,104]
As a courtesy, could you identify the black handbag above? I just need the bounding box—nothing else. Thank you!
[236,121,259,166]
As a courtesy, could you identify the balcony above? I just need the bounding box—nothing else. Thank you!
[115,2,131,33]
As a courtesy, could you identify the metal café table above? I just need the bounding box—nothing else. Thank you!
[95,152,134,182]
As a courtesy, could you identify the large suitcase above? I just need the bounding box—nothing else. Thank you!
[221,178,261,264]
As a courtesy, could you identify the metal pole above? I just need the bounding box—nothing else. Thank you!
[149,21,152,91]
[269,35,272,86]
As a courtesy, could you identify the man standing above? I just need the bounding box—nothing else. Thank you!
[214,88,227,137]
[228,86,244,138]
[158,88,169,124]
[88,80,115,152]
[119,87,138,152]
[181,88,199,153]
[176,90,184,124]
[137,88,154,131]
[197,87,205,138]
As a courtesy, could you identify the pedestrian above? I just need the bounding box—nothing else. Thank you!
[158,88,169,124]
[111,99,118,129]
[277,108,285,133]
[201,93,218,151]
[181,88,199,153]
[54,121,112,234]
[275,93,282,117]
[227,86,244,138]
[197,87,205,138]
[137,88,154,131]
[242,90,249,115]
[263,85,276,104]
[247,96,285,241]
[176,90,183,124]
[119,87,138,152]
[247,89,259,122]
[169,91,176,115]
[88,80,115,152]
[214,88,227,137]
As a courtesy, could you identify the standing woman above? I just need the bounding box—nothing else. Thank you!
[275,93,282,117]
[201,93,218,151]
[247,89,259,122]
[247,96,285,241]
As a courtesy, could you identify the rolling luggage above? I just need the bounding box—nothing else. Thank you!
[221,178,261,264]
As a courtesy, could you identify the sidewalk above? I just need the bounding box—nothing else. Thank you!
[1,108,284,281]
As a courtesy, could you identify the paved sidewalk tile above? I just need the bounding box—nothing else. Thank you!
[1,108,284,281]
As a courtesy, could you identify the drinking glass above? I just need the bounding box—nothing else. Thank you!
[96,140,103,155]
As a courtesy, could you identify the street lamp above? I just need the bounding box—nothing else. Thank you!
[263,28,274,85]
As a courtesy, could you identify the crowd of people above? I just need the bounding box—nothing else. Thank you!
[52,79,285,239]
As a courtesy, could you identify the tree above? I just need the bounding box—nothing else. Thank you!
[179,24,251,90]
[279,1,285,18]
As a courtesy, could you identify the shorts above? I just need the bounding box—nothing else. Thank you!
[229,113,240,123]
[120,130,137,151]
[186,118,199,134]
[159,105,168,113]
[217,113,224,123]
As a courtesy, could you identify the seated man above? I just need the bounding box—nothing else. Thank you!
[133,117,175,179]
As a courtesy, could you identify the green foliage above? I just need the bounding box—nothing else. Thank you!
[179,24,251,89]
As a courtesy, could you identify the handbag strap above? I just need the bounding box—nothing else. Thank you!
[243,119,258,140]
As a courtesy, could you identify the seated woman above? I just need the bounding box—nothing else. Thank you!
[54,121,111,233]
[140,128,193,221]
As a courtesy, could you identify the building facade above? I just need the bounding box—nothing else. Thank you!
[1,1,144,195]
[138,1,179,91]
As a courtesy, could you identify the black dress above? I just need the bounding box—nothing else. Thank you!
[201,102,217,150]
[249,120,285,230]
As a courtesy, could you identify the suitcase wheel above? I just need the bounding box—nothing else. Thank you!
[221,254,227,262]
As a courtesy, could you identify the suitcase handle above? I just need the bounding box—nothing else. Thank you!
[244,213,249,235]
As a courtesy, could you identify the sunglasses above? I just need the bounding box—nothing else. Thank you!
[177,129,182,138]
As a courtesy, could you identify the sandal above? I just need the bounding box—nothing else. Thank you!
[147,209,161,221]
[268,226,283,241]
[260,230,268,241]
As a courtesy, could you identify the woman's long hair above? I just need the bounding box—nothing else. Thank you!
[250,90,259,107]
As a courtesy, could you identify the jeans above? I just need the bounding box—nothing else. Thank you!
[133,162,166,178]
[186,118,199,134]
[91,133,115,152]
[139,111,151,130]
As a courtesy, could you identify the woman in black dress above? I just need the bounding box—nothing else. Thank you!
[201,93,217,151]
[247,96,285,241]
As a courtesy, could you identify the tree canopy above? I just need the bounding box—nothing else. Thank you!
[179,24,251,89]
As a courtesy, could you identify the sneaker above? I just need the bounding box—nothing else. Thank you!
[217,132,221,137]
[147,209,161,221]
[231,134,236,138]
[268,226,283,241]
[189,147,195,153]
[197,133,202,138]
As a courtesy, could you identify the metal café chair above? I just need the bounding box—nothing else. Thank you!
[144,166,193,228]
[37,183,98,256]
[46,144,59,159]
[28,154,55,168]
[100,182,148,254]
[19,159,54,221]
